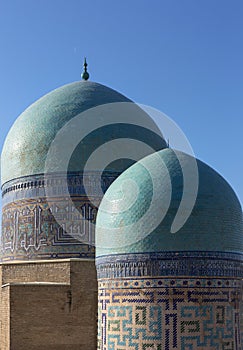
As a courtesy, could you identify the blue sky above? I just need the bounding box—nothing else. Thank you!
[0,0,243,204]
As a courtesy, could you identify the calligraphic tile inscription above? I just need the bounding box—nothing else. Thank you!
[1,171,119,261]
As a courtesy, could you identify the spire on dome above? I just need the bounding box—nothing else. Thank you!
[81,57,90,81]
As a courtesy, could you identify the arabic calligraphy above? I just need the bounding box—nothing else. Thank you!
[1,198,98,259]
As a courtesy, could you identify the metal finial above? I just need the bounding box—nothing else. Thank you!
[81,57,89,81]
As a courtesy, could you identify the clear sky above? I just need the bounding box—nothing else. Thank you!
[0,0,242,205]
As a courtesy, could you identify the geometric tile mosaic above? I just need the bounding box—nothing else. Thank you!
[98,277,242,350]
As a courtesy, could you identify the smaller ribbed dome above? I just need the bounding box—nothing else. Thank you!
[96,148,243,257]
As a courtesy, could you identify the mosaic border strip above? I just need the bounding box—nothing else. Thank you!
[98,277,242,290]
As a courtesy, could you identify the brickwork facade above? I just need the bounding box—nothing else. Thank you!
[0,259,97,350]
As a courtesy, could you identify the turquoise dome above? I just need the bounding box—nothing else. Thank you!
[1,81,167,185]
[96,148,243,257]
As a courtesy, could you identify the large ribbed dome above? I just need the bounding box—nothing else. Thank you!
[96,148,243,257]
[1,81,165,184]
[1,80,167,186]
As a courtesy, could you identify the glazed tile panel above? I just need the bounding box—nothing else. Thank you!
[98,277,242,350]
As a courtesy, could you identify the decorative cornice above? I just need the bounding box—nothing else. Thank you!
[96,251,243,279]
[2,171,121,205]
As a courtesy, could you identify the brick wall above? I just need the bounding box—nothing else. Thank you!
[0,259,97,350]
[1,286,10,350]
[1,260,71,285]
